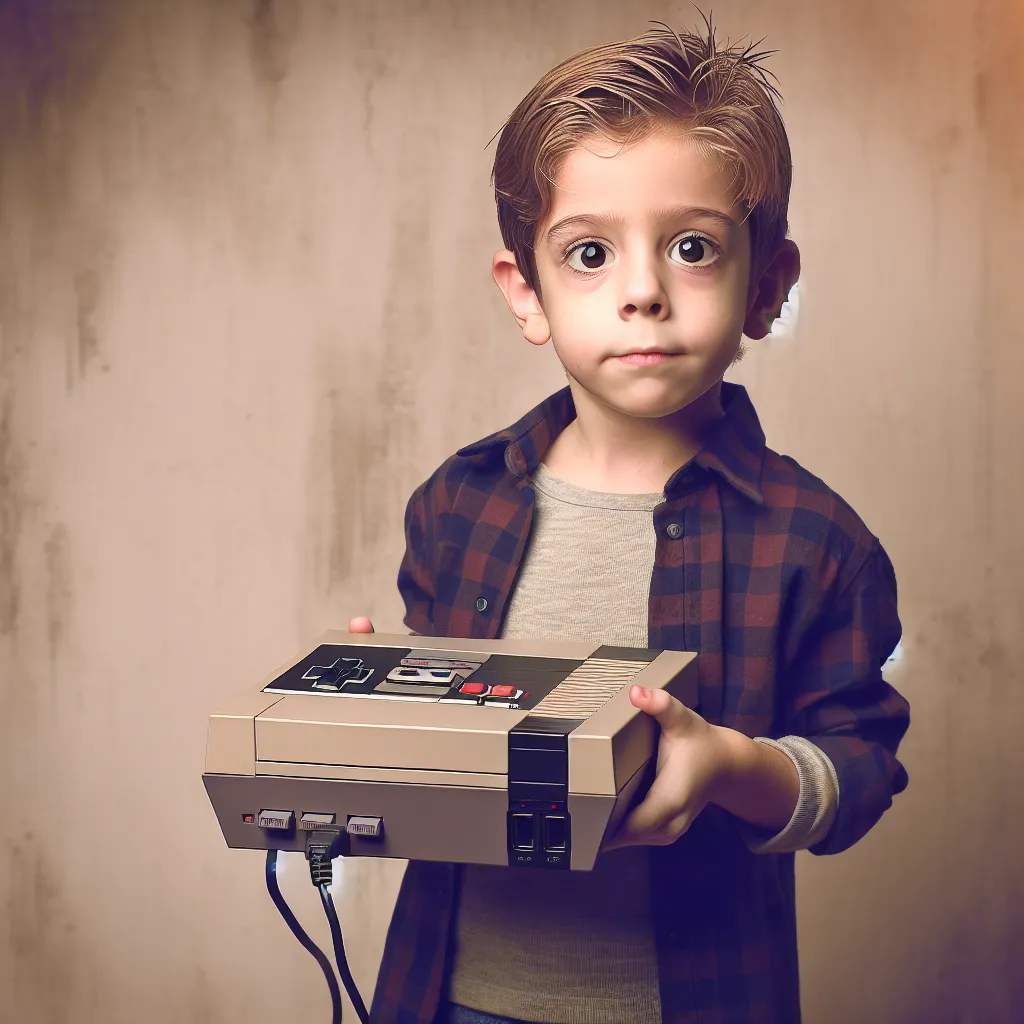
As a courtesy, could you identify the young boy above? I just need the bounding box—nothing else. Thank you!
[353,19,910,1024]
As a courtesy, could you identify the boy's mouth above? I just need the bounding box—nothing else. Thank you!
[614,348,679,366]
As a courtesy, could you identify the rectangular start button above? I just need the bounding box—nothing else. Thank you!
[347,815,383,838]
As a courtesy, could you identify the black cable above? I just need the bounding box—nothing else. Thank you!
[320,883,370,1024]
[306,830,370,1024]
[265,849,343,1024]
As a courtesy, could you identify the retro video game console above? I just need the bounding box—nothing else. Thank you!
[203,631,699,871]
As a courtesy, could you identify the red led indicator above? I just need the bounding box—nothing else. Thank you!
[242,814,255,824]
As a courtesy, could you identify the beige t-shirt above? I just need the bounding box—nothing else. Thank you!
[448,464,665,1024]
[446,463,839,1024]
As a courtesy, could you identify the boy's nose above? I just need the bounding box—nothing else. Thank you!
[620,284,671,321]
[618,256,672,320]
[623,299,665,317]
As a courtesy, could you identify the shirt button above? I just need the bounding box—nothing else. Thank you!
[475,597,489,612]
[665,522,682,539]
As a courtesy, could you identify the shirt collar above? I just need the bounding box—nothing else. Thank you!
[456,382,766,505]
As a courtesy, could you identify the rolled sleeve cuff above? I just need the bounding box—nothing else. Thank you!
[739,736,840,854]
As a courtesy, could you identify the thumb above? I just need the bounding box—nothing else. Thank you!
[629,684,687,736]
[349,616,375,633]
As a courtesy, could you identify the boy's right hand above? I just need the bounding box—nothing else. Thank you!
[349,617,375,633]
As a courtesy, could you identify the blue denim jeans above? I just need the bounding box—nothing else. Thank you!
[435,1002,538,1024]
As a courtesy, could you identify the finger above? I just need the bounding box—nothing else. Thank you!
[602,808,646,852]
[349,616,375,633]
[613,792,687,849]
[605,825,669,851]
[603,808,692,852]
[661,810,694,842]
[622,756,702,837]
[629,685,691,737]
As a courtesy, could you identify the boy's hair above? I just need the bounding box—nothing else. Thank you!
[491,16,792,299]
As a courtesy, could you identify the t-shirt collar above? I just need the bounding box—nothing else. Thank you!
[456,382,766,505]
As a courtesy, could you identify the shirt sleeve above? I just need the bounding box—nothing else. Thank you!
[775,536,910,856]
[738,736,840,854]
[395,475,436,634]
[397,471,444,637]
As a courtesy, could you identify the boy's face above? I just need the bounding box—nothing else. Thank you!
[494,129,793,422]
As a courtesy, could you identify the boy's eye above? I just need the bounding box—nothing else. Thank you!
[564,234,721,274]
[566,241,610,273]
[670,234,720,268]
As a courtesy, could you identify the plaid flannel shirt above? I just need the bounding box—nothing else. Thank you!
[368,383,910,1024]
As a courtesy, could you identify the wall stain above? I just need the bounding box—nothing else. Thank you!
[248,0,302,103]
[305,349,355,598]
[0,0,111,210]
[975,6,1024,198]
[182,964,220,1024]
[0,2,118,399]
[6,831,80,1024]
[0,1,96,126]
[0,394,23,638]
[323,202,432,592]
[65,256,114,392]
[345,17,392,157]
[44,522,73,672]
[72,267,103,384]
[325,379,357,589]
[974,70,988,131]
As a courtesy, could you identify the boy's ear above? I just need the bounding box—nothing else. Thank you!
[492,250,551,346]
[743,240,801,340]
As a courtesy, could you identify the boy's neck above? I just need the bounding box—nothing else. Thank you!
[541,380,727,494]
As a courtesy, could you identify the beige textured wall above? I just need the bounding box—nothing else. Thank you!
[0,1,1020,1022]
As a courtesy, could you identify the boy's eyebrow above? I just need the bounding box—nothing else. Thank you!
[545,205,738,246]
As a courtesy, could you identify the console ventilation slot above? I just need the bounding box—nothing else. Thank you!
[529,658,647,720]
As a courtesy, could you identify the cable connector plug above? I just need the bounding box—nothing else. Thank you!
[304,828,349,889]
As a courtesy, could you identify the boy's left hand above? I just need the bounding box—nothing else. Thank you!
[601,685,733,853]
